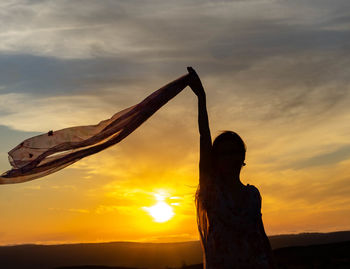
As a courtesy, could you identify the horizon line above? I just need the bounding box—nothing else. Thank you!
[1,229,349,247]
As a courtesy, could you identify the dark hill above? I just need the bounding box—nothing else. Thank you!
[54,240,350,269]
[1,231,350,269]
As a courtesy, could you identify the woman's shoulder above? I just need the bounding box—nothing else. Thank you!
[246,183,259,191]
[245,184,262,200]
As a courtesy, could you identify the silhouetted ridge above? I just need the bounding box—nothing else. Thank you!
[1,231,350,269]
[55,266,138,269]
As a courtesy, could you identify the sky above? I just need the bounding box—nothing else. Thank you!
[0,0,350,245]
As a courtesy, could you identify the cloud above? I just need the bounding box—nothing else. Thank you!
[48,207,89,213]
[291,144,350,169]
[0,92,130,132]
[0,0,348,62]
[0,0,349,131]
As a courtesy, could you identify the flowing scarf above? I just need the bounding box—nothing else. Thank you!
[0,73,190,184]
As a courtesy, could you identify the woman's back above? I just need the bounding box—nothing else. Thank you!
[199,179,273,269]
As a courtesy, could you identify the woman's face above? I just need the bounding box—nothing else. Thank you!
[215,140,245,175]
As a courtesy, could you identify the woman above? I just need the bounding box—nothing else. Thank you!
[187,67,276,269]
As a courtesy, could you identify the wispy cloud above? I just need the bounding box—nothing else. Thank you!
[48,207,89,214]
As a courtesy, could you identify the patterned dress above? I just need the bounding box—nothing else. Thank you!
[197,177,275,269]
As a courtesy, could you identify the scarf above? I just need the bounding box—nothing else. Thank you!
[0,73,190,184]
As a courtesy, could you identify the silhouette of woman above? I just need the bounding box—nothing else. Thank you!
[187,67,277,269]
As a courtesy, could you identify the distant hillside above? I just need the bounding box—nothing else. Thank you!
[56,267,138,269]
[269,230,350,249]
[55,240,350,269]
[0,241,200,269]
[1,231,350,269]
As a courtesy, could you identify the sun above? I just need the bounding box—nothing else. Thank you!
[143,192,175,223]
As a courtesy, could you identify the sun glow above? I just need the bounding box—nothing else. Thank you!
[143,192,175,223]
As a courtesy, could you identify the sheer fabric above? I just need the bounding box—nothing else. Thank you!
[0,74,189,184]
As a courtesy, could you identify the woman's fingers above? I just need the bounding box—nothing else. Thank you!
[187,66,200,80]
[187,66,196,74]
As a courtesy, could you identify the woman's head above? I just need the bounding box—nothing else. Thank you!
[195,131,246,240]
[212,131,246,176]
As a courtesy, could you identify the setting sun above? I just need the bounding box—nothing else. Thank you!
[143,192,175,223]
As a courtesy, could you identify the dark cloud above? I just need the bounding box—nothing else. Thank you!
[0,54,150,96]
[1,19,349,95]
[291,145,350,169]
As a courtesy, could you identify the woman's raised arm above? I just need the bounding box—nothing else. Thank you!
[187,67,212,183]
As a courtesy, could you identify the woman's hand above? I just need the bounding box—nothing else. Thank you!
[187,66,205,97]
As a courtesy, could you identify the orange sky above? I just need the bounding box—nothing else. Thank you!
[0,0,350,245]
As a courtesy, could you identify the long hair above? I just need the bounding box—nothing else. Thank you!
[212,131,246,171]
[195,131,246,248]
